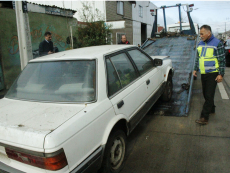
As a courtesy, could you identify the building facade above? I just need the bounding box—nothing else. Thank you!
[74,1,156,45]
[106,1,134,44]
[132,1,156,45]
[0,2,77,89]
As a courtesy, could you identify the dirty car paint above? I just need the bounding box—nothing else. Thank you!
[0,98,85,150]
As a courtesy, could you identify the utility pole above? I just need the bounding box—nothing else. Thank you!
[225,22,226,39]
[15,1,33,70]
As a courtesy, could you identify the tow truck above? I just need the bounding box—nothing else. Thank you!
[142,3,199,116]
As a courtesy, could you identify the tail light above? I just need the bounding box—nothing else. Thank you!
[228,50,230,53]
[5,148,68,171]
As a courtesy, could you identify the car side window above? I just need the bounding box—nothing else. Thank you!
[106,58,122,96]
[110,53,138,88]
[128,49,154,75]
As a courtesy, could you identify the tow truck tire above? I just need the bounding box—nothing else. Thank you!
[99,130,127,173]
[160,75,173,102]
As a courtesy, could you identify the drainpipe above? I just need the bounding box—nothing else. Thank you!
[15,1,33,70]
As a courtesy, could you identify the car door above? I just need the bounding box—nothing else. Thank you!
[127,49,162,101]
[105,51,147,127]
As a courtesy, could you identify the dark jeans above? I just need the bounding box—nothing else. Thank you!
[201,72,219,120]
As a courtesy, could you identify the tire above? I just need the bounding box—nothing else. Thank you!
[160,75,173,102]
[99,130,127,173]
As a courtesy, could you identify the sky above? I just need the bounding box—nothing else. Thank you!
[151,1,230,34]
[27,0,230,35]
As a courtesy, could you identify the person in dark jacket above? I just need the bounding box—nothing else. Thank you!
[39,32,54,56]
[118,35,130,44]
[193,25,225,125]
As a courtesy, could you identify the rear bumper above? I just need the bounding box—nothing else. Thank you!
[70,146,103,173]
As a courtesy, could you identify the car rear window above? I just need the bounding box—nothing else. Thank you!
[6,60,96,102]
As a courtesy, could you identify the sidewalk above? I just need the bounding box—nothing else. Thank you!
[121,67,230,173]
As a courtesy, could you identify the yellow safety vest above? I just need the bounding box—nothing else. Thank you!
[197,36,220,74]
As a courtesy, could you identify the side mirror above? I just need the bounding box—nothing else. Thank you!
[154,59,163,66]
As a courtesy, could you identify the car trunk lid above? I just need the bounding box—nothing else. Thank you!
[0,98,85,149]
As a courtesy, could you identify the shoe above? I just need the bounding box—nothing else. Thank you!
[195,118,208,125]
[210,112,215,115]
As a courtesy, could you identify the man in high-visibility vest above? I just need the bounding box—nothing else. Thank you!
[193,25,226,125]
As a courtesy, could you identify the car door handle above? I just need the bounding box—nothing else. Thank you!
[146,79,150,85]
[117,100,124,109]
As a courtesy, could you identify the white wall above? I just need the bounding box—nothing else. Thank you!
[133,21,141,46]
[132,1,157,46]
[26,1,106,21]
[27,3,45,13]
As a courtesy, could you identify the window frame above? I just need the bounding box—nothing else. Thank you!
[104,47,155,99]
[139,5,143,18]
[117,1,124,15]
[105,49,139,98]
[107,33,113,45]
[116,32,126,44]
[126,48,155,76]
[105,58,122,97]
[6,59,98,104]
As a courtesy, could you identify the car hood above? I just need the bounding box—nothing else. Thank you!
[0,98,85,150]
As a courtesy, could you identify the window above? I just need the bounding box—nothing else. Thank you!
[110,53,138,88]
[106,59,122,96]
[107,33,113,45]
[6,60,96,102]
[117,1,124,15]
[139,5,143,18]
[128,49,154,75]
[117,33,126,44]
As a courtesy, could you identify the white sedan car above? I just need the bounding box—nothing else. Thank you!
[0,45,173,173]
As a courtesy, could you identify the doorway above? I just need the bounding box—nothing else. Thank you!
[141,23,147,44]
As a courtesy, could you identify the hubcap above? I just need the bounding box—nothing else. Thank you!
[110,137,125,170]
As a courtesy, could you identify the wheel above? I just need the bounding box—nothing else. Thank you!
[99,130,127,173]
[160,75,173,102]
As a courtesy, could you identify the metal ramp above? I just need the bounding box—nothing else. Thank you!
[142,36,198,116]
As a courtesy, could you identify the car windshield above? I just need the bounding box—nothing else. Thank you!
[6,60,96,102]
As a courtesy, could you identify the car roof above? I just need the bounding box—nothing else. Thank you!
[31,45,136,62]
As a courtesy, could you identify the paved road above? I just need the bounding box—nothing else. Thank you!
[121,67,230,173]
